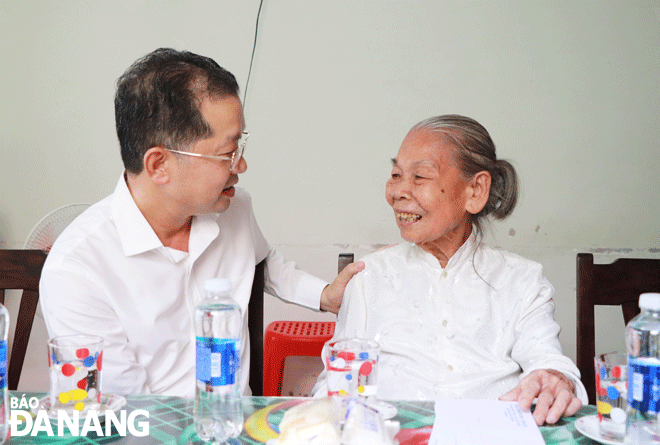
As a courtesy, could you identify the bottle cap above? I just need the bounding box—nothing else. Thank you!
[639,293,660,311]
[205,278,232,294]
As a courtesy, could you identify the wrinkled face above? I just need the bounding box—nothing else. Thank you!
[171,95,247,214]
[386,129,473,251]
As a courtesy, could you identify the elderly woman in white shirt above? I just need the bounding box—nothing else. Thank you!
[314,114,587,425]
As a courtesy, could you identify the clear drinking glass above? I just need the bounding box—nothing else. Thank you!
[326,338,379,399]
[595,352,627,441]
[48,335,103,415]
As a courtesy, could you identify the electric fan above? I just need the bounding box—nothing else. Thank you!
[24,203,90,251]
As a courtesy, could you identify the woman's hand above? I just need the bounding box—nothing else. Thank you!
[499,369,582,425]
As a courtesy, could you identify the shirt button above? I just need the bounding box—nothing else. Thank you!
[442,319,448,327]
[447,364,454,372]
[441,270,448,278]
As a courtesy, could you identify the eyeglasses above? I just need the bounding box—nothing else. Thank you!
[166,131,249,172]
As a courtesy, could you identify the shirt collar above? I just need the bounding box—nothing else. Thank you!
[414,229,478,270]
[189,212,220,259]
[111,174,164,256]
[111,173,221,259]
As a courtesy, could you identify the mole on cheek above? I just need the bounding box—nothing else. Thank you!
[441,189,445,193]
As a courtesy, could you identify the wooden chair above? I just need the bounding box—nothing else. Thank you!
[337,253,354,276]
[576,253,660,404]
[0,249,48,390]
[248,259,265,396]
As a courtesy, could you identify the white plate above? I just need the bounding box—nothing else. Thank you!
[30,394,127,421]
[574,415,623,445]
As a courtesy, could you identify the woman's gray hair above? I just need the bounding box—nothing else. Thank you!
[412,114,519,237]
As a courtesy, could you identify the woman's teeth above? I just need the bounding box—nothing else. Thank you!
[397,212,421,222]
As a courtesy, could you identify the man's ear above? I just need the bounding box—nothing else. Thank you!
[143,147,171,185]
[465,171,491,215]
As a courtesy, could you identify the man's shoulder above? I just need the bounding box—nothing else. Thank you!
[222,187,252,215]
[45,196,116,268]
[232,186,252,205]
[213,187,254,229]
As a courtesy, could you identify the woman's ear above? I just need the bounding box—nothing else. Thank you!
[143,147,171,185]
[465,171,491,215]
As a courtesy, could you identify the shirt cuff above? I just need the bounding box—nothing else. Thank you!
[570,375,589,405]
[294,274,329,310]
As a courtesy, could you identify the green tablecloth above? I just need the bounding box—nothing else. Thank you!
[6,393,602,444]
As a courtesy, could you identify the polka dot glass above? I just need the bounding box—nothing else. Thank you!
[48,335,103,414]
[594,352,627,441]
[326,338,379,399]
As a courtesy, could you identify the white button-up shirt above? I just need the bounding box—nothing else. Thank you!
[315,233,588,403]
[40,176,326,397]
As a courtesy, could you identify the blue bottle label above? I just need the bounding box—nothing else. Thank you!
[196,337,238,386]
[627,357,660,413]
[0,340,5,390]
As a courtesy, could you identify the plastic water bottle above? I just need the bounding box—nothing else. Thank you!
[194,278,243,443]
[0,303,8,444]
[625,292,660,444]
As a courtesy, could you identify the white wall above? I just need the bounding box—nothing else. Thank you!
[1,0,658,391]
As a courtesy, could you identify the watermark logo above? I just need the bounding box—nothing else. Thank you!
[9,395,149,437]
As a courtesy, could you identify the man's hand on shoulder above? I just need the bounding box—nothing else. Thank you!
[499,368,582,425]
[320,261,365,314]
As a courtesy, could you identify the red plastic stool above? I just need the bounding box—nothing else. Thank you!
[263,320,335,396]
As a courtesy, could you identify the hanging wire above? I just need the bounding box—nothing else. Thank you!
[243,0,265,110]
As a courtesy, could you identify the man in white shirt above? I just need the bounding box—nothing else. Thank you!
[39,48,362,397]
